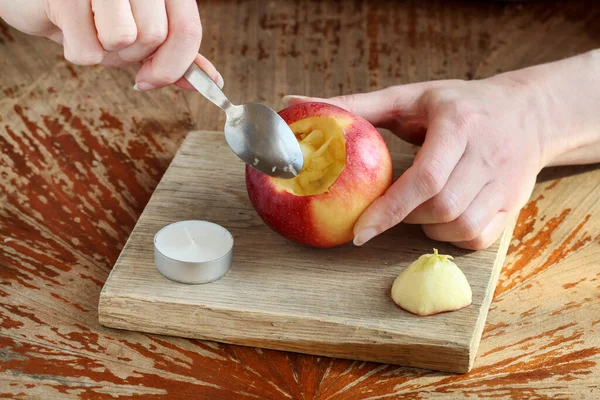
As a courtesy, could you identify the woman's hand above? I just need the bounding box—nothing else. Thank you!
[0,0,222,90]
[283,50,600,250]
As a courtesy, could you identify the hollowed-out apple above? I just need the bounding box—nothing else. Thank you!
[246,102,393,248]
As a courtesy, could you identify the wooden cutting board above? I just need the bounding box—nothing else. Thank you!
[98,130,516,373]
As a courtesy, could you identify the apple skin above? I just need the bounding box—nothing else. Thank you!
[245,102,393,248]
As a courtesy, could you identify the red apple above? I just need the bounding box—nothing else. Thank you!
[245,102,393,248]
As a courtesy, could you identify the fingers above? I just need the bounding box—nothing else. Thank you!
[46,0,219,89]
[92,0,137,52]
[404,148,490,224]
[55,0,105,65]
[421,183,503,243]
[134,0,203,90]
[353,115,468,246]
[101,52,141,69]
[451,211,510,250]
[118,0,168,62]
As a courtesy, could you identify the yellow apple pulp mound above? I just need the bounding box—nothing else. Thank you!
[391,249,472,316]
[275,117,348,196]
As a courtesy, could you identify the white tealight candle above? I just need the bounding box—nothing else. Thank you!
[154,220,234,284]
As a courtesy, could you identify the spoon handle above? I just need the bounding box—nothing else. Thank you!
[183,64,233,111]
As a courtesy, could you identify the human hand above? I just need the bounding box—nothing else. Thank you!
[283,77,551,250]
[0,0,222,91]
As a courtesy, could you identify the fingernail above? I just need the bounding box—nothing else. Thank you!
[133,82,155,91]
[282,95,309,106]
[353,227,379,246]
[216,71,224,89]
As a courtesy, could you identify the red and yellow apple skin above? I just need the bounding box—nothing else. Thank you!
[245,102,393,248]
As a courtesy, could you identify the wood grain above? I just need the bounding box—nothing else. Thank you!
[1,0,599,398]
[98,130,515,374]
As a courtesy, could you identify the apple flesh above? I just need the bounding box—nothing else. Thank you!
[391,249,472,316]
[245,102,393,248]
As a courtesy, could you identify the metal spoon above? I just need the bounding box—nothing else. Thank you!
[183,63,303,179]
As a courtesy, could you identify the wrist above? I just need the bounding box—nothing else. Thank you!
[491,49,600,168]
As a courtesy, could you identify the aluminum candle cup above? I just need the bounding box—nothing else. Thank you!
[154,220,233,284]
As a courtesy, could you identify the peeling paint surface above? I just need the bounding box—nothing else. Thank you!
[1,1,600,398]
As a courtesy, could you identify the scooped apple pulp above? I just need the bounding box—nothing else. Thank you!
[275,117,347,196]
[246,102,393,248]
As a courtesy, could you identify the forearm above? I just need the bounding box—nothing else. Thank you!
[498,49,600,167]
[546,141,600,166]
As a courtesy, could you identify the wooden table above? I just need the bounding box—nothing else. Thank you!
[1,1,599,398]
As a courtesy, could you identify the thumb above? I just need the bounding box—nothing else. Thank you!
[174,54,224,91]
[283,87,403,128]
[282,83,438,143]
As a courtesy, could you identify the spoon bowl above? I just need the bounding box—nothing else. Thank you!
[225,103,303,178]
[184,64,303,179]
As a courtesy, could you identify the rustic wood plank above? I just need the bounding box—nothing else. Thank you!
[1,0,599,398]
[98,130,515,373]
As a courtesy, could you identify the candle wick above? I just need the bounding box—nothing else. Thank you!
[184,227,196,245]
